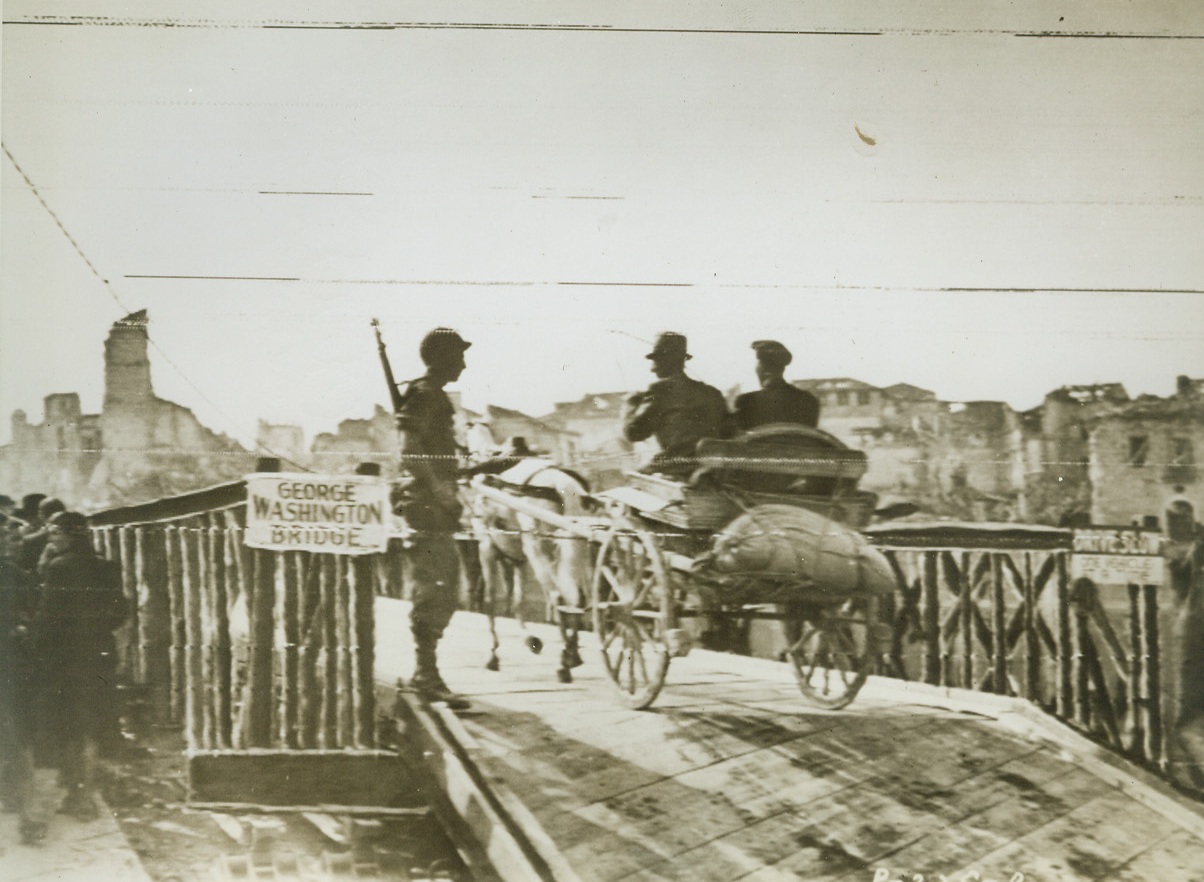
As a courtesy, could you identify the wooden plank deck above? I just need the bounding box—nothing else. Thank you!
[374,598,1204,882]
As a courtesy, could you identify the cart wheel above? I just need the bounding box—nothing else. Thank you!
[591,524,672,709]
[788,594,880,710]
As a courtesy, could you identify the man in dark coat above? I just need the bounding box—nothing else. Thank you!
[733,340,820,430]
[623,332,735,477]
[34,511,128,822]
[394,328,472,709]
[1,515,38,835]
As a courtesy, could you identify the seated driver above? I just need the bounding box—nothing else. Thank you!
[733,340,819,430]
[622,332,735,478]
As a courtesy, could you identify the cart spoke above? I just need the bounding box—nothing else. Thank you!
[630,620,655,649]
[625,641,637,692]
[634,643,650,685]
[601,624,622,652]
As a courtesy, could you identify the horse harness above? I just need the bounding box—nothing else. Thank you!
[480,465,590,565]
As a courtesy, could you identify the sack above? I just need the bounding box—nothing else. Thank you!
[706,504,895,597]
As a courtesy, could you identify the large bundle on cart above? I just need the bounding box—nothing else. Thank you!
[697,504,896,601]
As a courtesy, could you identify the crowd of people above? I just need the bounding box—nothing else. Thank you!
[0,492,129,845]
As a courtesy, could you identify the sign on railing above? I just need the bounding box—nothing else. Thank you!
[1071,526,1165,584]
[245,473,389,554]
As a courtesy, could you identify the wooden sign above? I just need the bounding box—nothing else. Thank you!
[245,473,388,554]
[1071,527,1165,584]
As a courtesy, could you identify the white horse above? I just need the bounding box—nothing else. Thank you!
[469,458,593,683]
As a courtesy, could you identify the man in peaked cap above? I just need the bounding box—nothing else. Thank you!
[733,340,820,431]
[393,328,472,709]
[623,332,735,477]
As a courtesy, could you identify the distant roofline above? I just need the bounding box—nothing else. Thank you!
[790,377,881,391]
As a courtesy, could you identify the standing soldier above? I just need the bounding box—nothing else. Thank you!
[394,328,472,709]
[733,340,820,430]
[623,332,735,477]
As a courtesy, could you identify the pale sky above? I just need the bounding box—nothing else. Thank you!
[3,1,1202,449]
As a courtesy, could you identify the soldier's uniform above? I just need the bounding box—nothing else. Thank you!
[393,328,472,707]
[396,375,463,642]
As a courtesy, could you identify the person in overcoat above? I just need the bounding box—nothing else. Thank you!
[34,510,128,822]
[733,340,820,430]
[622,332,735,476]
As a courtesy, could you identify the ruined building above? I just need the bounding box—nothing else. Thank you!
[0,311,250,510]
[1086,377,1204,526]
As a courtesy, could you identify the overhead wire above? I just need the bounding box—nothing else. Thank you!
[2,142,314,473]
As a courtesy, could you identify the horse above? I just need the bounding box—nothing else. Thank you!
[468,457,593,683]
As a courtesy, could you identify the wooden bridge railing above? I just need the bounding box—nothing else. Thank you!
[89,479,382,753]
[88,479,1201,791]
[866,522,1170,773]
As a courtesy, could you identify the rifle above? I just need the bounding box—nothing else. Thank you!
[371,318,405,414]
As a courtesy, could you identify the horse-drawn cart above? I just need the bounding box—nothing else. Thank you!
[471,425,897,711]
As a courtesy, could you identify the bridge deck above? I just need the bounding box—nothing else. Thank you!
[374,599,1204,881]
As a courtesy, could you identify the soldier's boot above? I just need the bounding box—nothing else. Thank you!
[410,633,471,710]
[19,816,48,845]
[60,785,100,822]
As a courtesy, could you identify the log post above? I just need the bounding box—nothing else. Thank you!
[245,548,276,748]
[1143,582,1164,765]
[1072,579,1093,731]
[198,523,217,750]
[165,526,185,725]
[228,527,252,748]
[298,553,321,749]
[213,525,233,748]
[959,552,973,690]
[181,525,205,751]
[336,555,354,747]
[138,527,173,726]
[921,551,940,686]
[320,554,338,749]
[991,553,1007,695]
[351,553,377,748]
[1023,552,1040,701]
[1055,553,1073,721]
[281,551,300,749]
[118,527,139,683]
[1128,582,1147,758]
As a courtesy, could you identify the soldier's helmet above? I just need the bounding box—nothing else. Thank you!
[419,328,472,366]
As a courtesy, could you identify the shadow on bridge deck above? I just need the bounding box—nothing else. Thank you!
[374,598,1204,882]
